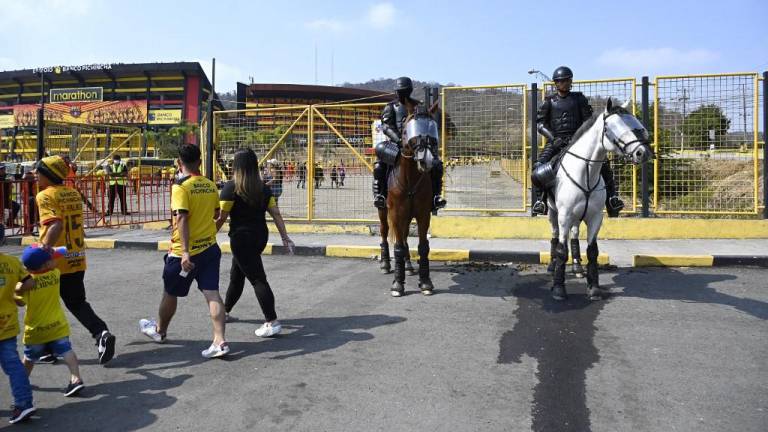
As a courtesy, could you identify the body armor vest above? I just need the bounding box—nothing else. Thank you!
[548,93,585,137]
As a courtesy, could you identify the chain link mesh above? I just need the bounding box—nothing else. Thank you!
[655,74,758,214]
[441,85,527,213]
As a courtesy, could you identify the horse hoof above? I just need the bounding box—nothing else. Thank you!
[407,269,418,276]
[391,281,405,297]
[588,285,606,301]
[380,264,392,274]
[551,285,567,301]
[572,263,585,278]
[419,280,434,295]
[391,289,404,297]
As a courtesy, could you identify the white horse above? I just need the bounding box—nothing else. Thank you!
[544,98,652,301]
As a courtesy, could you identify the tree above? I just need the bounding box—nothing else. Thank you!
[681,104,730,149]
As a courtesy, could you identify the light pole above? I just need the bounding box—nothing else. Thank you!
[528,69,552,83]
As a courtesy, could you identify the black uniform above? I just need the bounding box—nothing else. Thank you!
[534,91,622,216]
[372,98,445,211]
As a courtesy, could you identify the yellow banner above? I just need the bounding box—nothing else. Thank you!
[148,109,182,125]
[0,114,13,129]
[13,100,148,126]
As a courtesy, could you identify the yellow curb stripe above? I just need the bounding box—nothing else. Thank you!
[157,240,170,251]
[633,255,714,267]
[21,237,36,246]
[219,242,231,254]
[325,245,469,261]
[142,221,171,230]
[539,252,610,265]
[85,239,116,249]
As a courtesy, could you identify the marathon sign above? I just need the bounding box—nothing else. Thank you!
[32,64,113,74]
[50,87,104,103]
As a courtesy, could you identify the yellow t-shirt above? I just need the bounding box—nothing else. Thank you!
[170,175,219,256]
[36,185,87,274]
[22,268,70,345]
[0,255,29,341]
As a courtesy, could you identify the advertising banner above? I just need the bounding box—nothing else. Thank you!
[148,109,182,125]
[13,100,148,127]
[0,115,14,129]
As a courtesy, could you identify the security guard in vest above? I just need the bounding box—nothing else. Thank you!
[372,77,447,212]
[532,66,624,217]
[106,154,129,216]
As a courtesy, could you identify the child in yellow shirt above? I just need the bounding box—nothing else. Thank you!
[0,247,36,423]
[16,246,84,397]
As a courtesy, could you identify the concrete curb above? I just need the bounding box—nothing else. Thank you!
[8,237,768,267]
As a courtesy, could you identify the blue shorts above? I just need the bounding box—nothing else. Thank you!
[24,336,73,361]
[163,244,221,297]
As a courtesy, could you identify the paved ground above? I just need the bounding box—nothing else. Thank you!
[0,247,765,431]
[83,228,768,267]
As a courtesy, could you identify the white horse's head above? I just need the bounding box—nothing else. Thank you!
[600,98,653,164]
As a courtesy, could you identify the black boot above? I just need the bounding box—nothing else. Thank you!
[532,191,548,216]
[601,162,624,217]
[431,160,446,213]
[372,160,388,209]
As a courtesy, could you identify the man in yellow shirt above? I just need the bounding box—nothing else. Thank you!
[34,156,116,364]
[139,144,229,358]
[0,242,36,423]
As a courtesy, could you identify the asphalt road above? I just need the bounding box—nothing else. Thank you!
[0,247,765,432]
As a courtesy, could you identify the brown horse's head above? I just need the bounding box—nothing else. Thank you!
[401,106,439,173]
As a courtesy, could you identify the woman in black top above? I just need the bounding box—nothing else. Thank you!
[216,149,294,338]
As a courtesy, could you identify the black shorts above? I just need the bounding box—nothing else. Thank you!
[162,244,221,297]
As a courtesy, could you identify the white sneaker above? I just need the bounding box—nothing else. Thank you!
[201,342,230,359]
[255,321,282,338]
[139,319,165,343]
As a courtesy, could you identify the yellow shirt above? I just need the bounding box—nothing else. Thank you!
[0,254,29,341]
[22,268,70,345]
[36,185,87,274]
[170,175,219,256]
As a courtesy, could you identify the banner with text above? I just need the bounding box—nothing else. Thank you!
[148,109,182,125]
[13,100,148,127]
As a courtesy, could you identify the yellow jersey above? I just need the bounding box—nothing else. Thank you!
[36,185,87,274]
[22,268,70,345]
[0,254,29,341]
[170,175,219,256]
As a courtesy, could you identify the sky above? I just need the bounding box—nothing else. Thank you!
[0,0,766,92]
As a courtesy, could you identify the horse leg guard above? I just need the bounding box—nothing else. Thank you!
[547,237,558,272]
[392,244,407,296]
[551,242,568,301]
[586,241,604,300]
[417,242,433,295]
[570,238,585,278]
[379,241,391,274]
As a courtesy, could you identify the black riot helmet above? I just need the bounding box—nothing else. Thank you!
[552,66,574,82]
[394,76,414,100]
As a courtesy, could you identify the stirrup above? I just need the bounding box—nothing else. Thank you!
[606,196,624,217]
[532,200,548,215]
[433,196,446,209]
[373,194,387,209]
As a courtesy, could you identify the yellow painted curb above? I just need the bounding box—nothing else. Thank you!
[85,239,116,249]
[263,243,273,255]
[633,255,714,267]
[274,223,370,235]
[325,245,469,261]
[430,216,768,240]
[539,252,610,265]
[220,242,231,254]
[142,221,171,230]
[21,237,36,246]
[157,240,170,251]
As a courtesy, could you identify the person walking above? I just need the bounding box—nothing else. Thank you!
[34,156,116,364]
[139,144,229,358]
[216,149,294,337]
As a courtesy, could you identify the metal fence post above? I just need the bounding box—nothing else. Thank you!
[530,83,539,215]
[763,71,767,219]
[36,109,45,161]
[206,58,215,181]
[641,76,651,217]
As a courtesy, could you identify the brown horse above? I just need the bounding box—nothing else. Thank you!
[387,107,439,297]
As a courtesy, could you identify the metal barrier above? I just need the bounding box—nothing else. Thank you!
[542,78,638,212]
[440,84,528,214]
[213,106,311,220]
[654,73,759,215]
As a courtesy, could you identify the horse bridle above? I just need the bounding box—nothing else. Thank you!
[396,138,430,199]
[559,111,648,221]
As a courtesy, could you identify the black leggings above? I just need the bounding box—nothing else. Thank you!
[224,228,277,321]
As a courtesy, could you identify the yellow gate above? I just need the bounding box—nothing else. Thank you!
[213,106,311,220]
[441,84,528,214]
[654,73,759,215]
[543,78,638,212]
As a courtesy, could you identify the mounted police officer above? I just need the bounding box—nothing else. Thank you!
[533,66,624,217]
[372,77,446,212]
